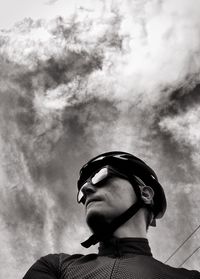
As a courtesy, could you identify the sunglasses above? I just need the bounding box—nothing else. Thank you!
[77,165,130,204]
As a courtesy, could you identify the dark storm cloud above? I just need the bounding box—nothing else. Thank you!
[157,84,200,171]
[159,84,200,116]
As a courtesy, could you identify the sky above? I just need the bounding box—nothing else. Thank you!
[0,0,200,278]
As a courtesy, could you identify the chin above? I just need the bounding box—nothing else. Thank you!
[86,210,109,234]
[86,202,105,219]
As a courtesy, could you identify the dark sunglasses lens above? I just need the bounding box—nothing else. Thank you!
[77,182,87,203]
[91,167,108,185]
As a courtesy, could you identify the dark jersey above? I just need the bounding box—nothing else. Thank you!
[23,237,200,279]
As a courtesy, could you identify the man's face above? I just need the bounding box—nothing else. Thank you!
[83,174,137,229]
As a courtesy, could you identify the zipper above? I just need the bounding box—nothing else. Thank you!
[110,258,120,279]
[110,238,121,278]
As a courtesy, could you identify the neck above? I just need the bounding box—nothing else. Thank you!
[113,209,147,238]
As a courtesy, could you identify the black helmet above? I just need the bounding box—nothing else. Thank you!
[78,151,167,248]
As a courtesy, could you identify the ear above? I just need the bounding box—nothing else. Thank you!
[140,186,154,205]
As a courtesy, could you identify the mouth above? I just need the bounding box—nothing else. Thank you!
[86,197,102,207]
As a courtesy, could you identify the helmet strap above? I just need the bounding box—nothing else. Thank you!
[81,199,143,248]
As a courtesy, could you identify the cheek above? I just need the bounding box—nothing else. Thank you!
[108,185,137,208]
[104,189,134,211]
[125,190,137,204]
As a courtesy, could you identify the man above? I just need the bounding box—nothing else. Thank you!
[23,151,200,278]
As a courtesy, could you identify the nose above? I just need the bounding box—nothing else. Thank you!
[81,182,96,198]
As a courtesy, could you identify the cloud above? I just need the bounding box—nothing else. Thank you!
[159,94,200,169]
[0,0,200,277]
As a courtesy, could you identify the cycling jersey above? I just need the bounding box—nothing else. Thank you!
[23,237,200,279]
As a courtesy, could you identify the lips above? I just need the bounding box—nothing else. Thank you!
[86,197,102,207]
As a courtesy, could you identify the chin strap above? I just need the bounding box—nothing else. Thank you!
[81,200,144,248]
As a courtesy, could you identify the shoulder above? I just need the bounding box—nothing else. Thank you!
[23,253,83,279]
[150,257,200,278]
